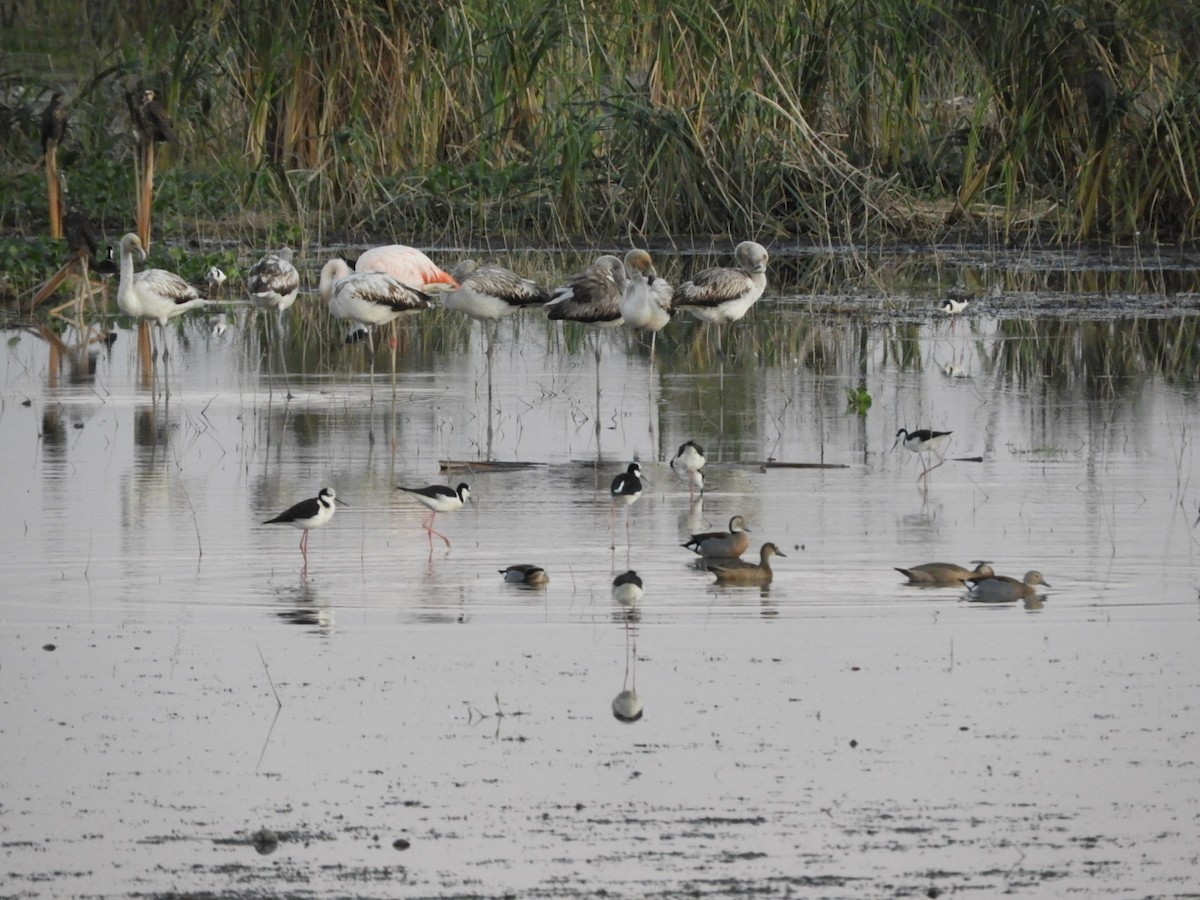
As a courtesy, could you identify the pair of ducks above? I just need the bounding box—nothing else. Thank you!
[896,561,1051,601]
[683,514,785,585]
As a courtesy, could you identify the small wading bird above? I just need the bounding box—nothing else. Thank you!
[611,570,644,605]
[672,241,769,351]
[941,297,969,315]
[619,248,673,363]
[709,542,787,586]
[669,440,705,498]
[968,570,1052,603]
[683,515,752,563]
[397,482,471,549]
[499,564,549,586]
[247,247,301,398]
[895,561,993,586]
[355,244,458,291]
[263,487,346,570]
[609,462,644,547]
[893,427,952,481]
[116,232,211,360]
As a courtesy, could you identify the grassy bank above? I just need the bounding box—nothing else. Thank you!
[3,0,1200,256]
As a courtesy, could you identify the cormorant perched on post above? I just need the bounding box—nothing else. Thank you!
[40,91,68,154]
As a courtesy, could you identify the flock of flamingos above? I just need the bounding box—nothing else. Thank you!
[106,229,1049,613]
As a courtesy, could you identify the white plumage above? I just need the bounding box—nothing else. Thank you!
[117,232,210,327]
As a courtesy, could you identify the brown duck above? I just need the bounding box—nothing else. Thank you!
[709,542,786,585]
[895,561,993,586]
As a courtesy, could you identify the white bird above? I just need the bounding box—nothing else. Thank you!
[619,248,673,362]
[355,244,458,292]
[442,259,549,321]
[669,440,705,499]
[247,247,302,399]
[321,258,432,330]
[116,232,211,360]
[673,240,769,325]
[941,297,969,315]
[321,258,433,408]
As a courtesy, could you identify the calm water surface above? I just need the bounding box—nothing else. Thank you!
[2,246,1199,897]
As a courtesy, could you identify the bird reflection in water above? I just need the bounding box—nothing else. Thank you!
[274,578,334,633]
[611,570,644,723]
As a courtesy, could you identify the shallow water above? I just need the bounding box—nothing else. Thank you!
[2,246,1199,897]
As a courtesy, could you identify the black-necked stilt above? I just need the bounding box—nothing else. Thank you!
[682,515,752,562]
[500,564,549,586]
[116,232,212,361]
[355,243,459,291]
[397,482,470,548]
[263,487,345,569]
[248,248,301,398]
[968,570,1051,602]
[893,427,952,481]
[619,249,673,362]
[610,462,644,505]
[709,542,786,585]
[612,570,644,605]
[895,561,993,586]
[669,440,705,498]
[672,240,769,325]
[609,462,643,547]
[94,245,118,277]
[940,297,969,315]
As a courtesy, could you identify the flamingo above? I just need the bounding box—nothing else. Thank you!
[546,255,625,328]
[442,259,549,321]
[619,248,673,363]
[320,258,432,400]
[672,241,769,354]
[355,244,458,291]
[247,247,301,398]
[116,232,211,361]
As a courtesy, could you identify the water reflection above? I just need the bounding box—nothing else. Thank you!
[273,577,334,633]
[611,570,643,723]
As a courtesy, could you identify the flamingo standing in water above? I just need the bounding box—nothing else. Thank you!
[247,247,301,398]
[355,244,458,291]
[320,258,433,405]
[619,248,673,363]
[116,232,211,370]
[673,241,769,353]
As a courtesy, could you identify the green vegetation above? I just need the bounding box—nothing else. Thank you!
[3,0,1200,253]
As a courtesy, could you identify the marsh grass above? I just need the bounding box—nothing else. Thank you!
[4,0,1200,266]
